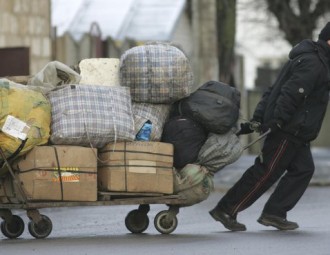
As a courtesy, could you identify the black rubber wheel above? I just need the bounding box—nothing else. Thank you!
[154,210,178,234]
[125,209,149,234]
[0,215,25,239]
[28,214,52,239]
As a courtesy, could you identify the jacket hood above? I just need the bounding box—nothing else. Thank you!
[288,39,317,60]
[289,39,330,61]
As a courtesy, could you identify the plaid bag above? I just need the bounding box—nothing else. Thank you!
[120,43,194,103]
[48,85,135,148]
[133,103,170,141]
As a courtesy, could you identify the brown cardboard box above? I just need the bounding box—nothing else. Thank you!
[12,145,97,201]
[98,142,174,194]
[99,141,173,163]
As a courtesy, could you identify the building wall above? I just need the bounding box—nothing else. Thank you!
[171,12,197,89]
[172,13,193,59]
[0,0,51,75]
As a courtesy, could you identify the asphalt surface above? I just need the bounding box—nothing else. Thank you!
[1,149,329,255]
[1,186,329,255]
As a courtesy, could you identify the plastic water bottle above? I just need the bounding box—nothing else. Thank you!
[136,120,152,141]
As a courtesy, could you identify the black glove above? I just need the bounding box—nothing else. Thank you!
[237,122,254,135]
[259,120,282,133]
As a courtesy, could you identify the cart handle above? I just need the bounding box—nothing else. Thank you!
[242,129,271,150]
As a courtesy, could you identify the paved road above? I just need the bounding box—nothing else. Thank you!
[1,186,329,255]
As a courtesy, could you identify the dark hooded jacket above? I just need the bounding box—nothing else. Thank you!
[253,39,330,142]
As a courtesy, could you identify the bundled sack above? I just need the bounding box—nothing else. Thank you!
[174,164,214,206]
[197,130,243,173]
[120,42,194,103]
[173,80,240,134]
[161,116,207,169]
[0,80,51,167]
[78,58,120,86]
[133,103,171,141]
[27,61,81,94]
[48,85,135,148]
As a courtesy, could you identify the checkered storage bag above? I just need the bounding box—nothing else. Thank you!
[132,103,171,141]
[48,85,135,148]
[119,43,194,103]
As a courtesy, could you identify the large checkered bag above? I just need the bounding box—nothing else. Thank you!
[48,85,135,148]
[132,103,170,141]
[120,43,194,103]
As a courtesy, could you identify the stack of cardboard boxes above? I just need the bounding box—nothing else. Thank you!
[0,142,174,203]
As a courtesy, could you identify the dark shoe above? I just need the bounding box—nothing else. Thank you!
[257,213,299,230]
[209,208,246,231]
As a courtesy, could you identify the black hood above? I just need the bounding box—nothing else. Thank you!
[317,39,330,63]
[289,39,330,67]
[288,39,317,60]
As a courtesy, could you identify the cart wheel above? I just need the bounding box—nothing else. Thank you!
[154,210,178,234]
[1,215,25,239]
[28,214,52,239]
[125,209,149,234]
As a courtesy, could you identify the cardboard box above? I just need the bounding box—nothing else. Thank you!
[98,142,174,194]
[99,141,173,163]
[12,145,97,201]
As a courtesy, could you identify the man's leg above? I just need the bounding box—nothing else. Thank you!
[261,143,314,220]
[210,132,296,230]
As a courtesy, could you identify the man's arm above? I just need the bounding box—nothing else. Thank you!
[274,56,320,124]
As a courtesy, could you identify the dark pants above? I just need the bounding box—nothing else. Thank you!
[216,131,315,218]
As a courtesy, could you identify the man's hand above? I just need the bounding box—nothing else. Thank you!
[237,122,255,135]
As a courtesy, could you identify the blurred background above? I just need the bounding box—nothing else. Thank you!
[0,0,330,153]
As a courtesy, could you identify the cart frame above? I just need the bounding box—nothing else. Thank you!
[0,146,186,239]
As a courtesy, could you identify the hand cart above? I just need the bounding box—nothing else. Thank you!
[0,146,186,239]
[0,127,270,239]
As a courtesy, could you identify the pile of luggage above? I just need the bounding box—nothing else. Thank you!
[0,42,243,206]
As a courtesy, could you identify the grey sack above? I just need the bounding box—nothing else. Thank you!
[197,130,243,173]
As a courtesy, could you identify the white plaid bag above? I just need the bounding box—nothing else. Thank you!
[48,85,135,148]
[120,43,194,103]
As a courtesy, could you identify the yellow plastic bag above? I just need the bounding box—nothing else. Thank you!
[0,80,51,170]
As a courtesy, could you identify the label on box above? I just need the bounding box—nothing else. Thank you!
[1,115,30,140]
[52,168,80,182]
[128,160,157,174]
